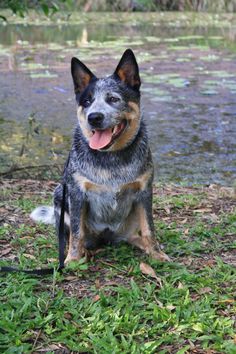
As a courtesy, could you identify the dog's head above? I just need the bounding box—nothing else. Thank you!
[71,49,141,151]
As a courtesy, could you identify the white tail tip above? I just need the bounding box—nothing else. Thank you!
[30,206,55,225]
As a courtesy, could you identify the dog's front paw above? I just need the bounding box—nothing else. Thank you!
[64,248,96,265]
[64,254,81,265]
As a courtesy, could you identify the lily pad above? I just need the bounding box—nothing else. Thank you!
[221,80,236,92]
[200,55,219,61]
[142,87,170,97]
[200,89,218,95]
[21,62,49,70]
[30,70,58,79]
[176,58,191,63]
[145,36,161,43]
[168,77,190,88]
[177,35,205,40]
[208,70,234,78]
[150,95,173,102]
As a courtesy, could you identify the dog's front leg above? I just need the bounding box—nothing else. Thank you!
[65,187,86,264]
[129,190,170,261]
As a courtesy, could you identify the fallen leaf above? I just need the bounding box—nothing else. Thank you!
[155,299,164,308]
[178,282,184,289]
[23,253,36,260]
[92,294,100,302]
[191,293,201,301]
[37,344,61,351]
[0,247,12,256]
[95,279,101,289]
[47,258,57,263]
[104,281,119,286]
[217,299,235,304]
[204,259,215,267]
[164,207,171,214]
[194,208,212,213]
[89,265,101,272]
[198,287,212,294]
[64,276,78,281]
[64,312,72,320]
[180,218,188,224]
[187,339,195,349]
[140,262,162,286]
[39,244,53,248]
[209,213,219,222]
[127,265,134,274]
[166,304,176,311]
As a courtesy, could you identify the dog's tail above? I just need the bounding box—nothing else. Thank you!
[30,206,55,225]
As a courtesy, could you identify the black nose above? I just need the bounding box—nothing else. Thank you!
[88,112,104,127]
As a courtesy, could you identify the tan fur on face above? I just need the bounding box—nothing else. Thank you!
[77,102,140,152]
[110,101,140,151]
[77,106,93,141]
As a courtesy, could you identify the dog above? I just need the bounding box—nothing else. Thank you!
[30,49,170,264]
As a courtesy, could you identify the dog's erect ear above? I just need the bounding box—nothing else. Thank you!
[114,49,141,90]
[71,57,96,94]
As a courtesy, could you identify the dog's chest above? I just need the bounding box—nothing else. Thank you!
[74,173,146,232]
[74,171,152,232]
[87,188,134,232]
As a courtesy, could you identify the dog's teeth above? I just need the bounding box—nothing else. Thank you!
[113,125,118,135]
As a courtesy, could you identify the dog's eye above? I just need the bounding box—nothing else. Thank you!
[83,98,92,108]
[108,96,120,104]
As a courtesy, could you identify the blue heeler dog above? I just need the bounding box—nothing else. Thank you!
[31,49,170,264]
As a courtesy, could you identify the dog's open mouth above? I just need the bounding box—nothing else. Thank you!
[89,120,127,150]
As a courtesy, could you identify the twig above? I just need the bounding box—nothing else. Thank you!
[32,329,42,351]
[99,260,127,274]
[0,164,63,176]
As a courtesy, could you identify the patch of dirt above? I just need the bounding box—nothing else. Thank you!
[153,184,235,221]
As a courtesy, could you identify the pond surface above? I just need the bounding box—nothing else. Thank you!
[0,12,236,184]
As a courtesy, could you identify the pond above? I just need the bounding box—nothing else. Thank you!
[0,12,236,185]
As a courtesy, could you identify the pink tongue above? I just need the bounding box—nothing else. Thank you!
[89,128,113,150]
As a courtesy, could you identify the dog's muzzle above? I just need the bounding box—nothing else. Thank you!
[88,112,104,129]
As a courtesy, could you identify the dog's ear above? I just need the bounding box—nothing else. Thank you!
[114,49,141,90]
[71,57,96,94]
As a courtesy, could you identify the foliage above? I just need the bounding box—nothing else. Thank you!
[0,0,66,18]
[1,0,236,19]
[0,181,235,352]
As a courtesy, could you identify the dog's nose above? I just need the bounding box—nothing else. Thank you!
[88,112,104,127]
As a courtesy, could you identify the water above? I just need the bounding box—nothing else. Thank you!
[0,12,236,184]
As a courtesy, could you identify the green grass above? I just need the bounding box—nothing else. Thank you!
[0,181,236,353]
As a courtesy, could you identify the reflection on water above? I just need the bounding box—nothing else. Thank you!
[0,13,236,185]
